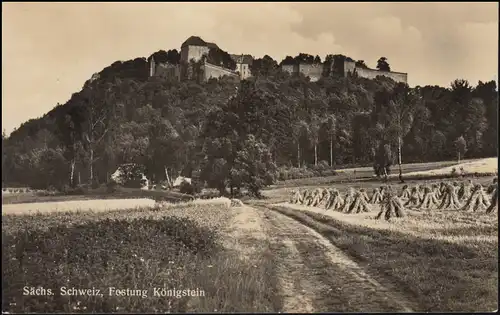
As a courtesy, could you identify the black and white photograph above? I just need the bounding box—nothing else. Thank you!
[2,2,498,313]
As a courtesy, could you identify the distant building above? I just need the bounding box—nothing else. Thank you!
[149,57,181,81]
[149,36,408,84]
[230,54,253,80]
[281,63,322,82]
[180,35,219,63]
[342,60,407,84]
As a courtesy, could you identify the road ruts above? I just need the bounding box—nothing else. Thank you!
[252,203,417,313]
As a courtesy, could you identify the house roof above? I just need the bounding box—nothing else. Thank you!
[230,54,253,64]
[206,42,219,49]
[181,36,207,48]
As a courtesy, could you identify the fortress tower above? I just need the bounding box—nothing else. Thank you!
[180,36,218,63]
[149,56,156,77]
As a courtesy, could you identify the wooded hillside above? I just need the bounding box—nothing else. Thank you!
[2,52,498,195]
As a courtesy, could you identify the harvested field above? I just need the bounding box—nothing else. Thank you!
[268,201,498,311]
[398,157,498,178]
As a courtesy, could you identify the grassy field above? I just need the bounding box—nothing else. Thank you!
[2,201,282,313]
[270,157,498,189]
[1,187,194,205]
[271,159,478,188]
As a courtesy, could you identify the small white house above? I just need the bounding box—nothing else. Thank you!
[172,176,192,187]
[110,164,149,189]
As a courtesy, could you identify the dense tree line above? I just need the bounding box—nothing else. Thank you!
[2,53,498,196]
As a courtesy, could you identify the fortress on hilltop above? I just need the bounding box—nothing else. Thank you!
[149,36,408,84]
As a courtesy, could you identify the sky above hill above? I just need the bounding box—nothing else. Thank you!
[2,2,498,135]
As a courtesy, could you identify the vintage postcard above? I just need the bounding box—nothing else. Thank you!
[2,2,498,313]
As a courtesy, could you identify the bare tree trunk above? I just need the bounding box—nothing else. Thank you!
[330,136,333,167]
[297,142,301,168]
[398,135,403,183]
[70,159,75,187]
[164,166,172,189]
[89,148,94,185]
[458,152,461,163]
[78,172,81,185]
[314,144,318,166]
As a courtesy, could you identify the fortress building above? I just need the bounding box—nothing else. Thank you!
[281,59,407,84]
[230,54,253,80]
[149,36,408,84]
[180,36,219,63]
[150,36,253,82]
[281,63,323,82]
[342,60,408,84]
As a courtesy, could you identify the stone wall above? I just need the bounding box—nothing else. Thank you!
[344,61,356,75]
[181,45,210,63]
[298,63,323,82]
[155,63,181,81]
[202,62,240,81]
[356,67,408,84]
[344,61,408,84]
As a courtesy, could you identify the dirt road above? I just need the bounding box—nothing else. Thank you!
[224,202,419,312]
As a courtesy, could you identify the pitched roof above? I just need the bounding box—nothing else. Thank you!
[206,42,219,49]
[181,36,207,48]
[230,54,253,64]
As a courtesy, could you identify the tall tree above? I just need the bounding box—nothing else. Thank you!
[373,83,418,182]
[454,136,467,163]
[376,57,391,72]
[322,114,337,167]
[309,114,321,166]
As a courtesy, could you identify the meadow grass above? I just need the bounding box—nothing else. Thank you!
[269,204,498,312]
[2,203,282,313]
[1,187,193,205]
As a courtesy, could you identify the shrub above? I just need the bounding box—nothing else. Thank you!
[63,184,88,195]
[179,180,195,195]
[192,180,203,194]
[106,180,119,193]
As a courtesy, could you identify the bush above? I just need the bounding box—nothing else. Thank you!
[106,180,119,193]
[276,165,337,181]
[63,184,89,195]
[192,180,203,194]
[179,180,195,195]
[123,178,144,189]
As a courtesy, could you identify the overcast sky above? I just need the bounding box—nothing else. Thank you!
[2,2,498,135]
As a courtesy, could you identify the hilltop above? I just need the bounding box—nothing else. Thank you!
[2,44,498,194]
